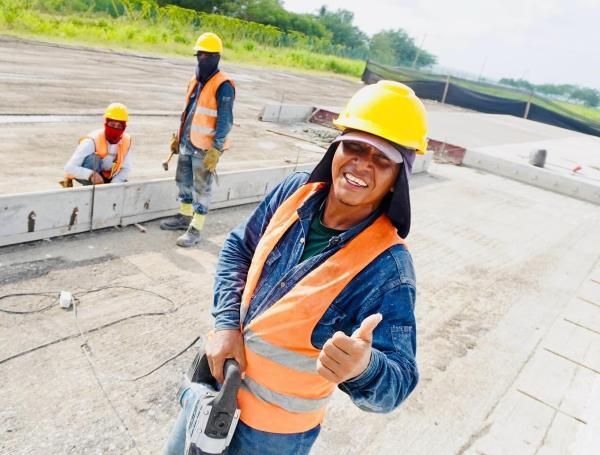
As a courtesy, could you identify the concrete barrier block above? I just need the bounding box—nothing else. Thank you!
[463,149,600,205]
[259,104,315,123]
[121,180,179,226]
[0,164,319,247]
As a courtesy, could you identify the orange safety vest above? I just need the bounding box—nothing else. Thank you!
[237,182,407,433]
[178,72,235,151]
[77,129,131,180]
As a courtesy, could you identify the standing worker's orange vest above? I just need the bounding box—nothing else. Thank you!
[178,72,235,151]
[78,129,131,180]
[237,182,407,434]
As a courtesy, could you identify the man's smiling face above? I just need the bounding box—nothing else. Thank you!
[330,137,401,209]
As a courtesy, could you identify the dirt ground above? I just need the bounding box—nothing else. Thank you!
[1,164,599,454]
[0,35,462,195]
[1,36,600,455]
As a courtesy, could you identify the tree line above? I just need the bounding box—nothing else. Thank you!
[157,0,437,67]
[500,78,599,108]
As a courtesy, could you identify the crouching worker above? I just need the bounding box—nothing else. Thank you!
[164,80,427,454]
[61,103,132,187]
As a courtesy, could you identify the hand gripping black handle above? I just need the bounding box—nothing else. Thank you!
[205,359,241,439]
[188,351,241,440]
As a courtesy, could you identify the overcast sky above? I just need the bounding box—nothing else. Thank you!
[282,0,600,90]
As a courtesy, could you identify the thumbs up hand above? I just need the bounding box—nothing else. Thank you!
[316,313,383,384]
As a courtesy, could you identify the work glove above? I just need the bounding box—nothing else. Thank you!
[203,147,221,173]
[170,133,179,155]
[59,177,73,188]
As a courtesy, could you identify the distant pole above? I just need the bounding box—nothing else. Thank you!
[478,56,487,81]
[411,34,427,69]
[441,74,450,104]
[523,90,534,119]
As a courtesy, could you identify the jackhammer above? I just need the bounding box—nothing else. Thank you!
[176,350,241,455]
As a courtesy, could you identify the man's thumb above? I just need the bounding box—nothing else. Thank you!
[351,313,383,342]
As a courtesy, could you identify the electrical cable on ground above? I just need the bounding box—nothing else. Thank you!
[0,291,61,314]
[0,286,201,379]
[73,293,201,381]
[0,285,203,453]
[72,295,144,454]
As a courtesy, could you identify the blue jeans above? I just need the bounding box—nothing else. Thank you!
[175,150,214,215]
[75,154,110,185]
[163,383,320,455]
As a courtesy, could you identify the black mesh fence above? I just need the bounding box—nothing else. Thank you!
[363,61,600,137]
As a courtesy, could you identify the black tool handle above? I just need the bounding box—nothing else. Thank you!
[205,359,241,440]
[188,350,217,388]
[214,359,242,409]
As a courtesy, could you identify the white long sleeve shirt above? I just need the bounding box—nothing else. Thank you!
[64,138,133,182]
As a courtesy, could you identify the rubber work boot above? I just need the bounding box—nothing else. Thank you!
[176,225,201,247]
[160,213,192,231]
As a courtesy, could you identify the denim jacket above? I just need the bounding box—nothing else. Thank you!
[213,172,419,413]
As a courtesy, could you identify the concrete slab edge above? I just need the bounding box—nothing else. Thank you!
[463,149,600,206]
[0,163,316,247]
[0,151,430,248]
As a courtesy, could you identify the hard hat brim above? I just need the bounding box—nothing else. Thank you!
[332,131,405,163]
[333,117,426,155]
[193,46,221,53]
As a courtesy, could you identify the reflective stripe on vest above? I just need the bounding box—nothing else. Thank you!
[191,124,215,135]
[238,182,406,433]
[178,72,234,151]
[241,377,329,413]
[244,329,317,373]
[76,129,131,179]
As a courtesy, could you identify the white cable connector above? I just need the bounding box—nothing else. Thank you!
[59,291,73,309]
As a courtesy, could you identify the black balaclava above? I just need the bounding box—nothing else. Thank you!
[196,53,221,84]
[307,135,415,238]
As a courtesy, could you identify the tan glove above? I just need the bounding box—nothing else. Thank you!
[203,147,220,173]
[170,133,179,155]
[59,177,73,188]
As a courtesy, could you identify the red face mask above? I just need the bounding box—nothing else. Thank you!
[104,121,126,144]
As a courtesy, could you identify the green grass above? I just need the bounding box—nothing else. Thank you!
[226,45,364,76]
[0,0,364,78]
[554,100,600,123]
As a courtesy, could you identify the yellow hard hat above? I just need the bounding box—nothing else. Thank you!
[104,102,128,122]
[333,80,428,155]
[193,32,223,53]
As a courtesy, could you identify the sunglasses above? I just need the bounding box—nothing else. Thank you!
[343,141,390,159]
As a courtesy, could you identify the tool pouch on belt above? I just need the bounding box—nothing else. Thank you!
[180,350,241,455]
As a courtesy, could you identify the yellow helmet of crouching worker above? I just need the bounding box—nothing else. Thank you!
[104,102,129,122]
[193,32,223,53]
[333,80,428,155]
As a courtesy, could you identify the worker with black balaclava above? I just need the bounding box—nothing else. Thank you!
[160,32,236,247]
